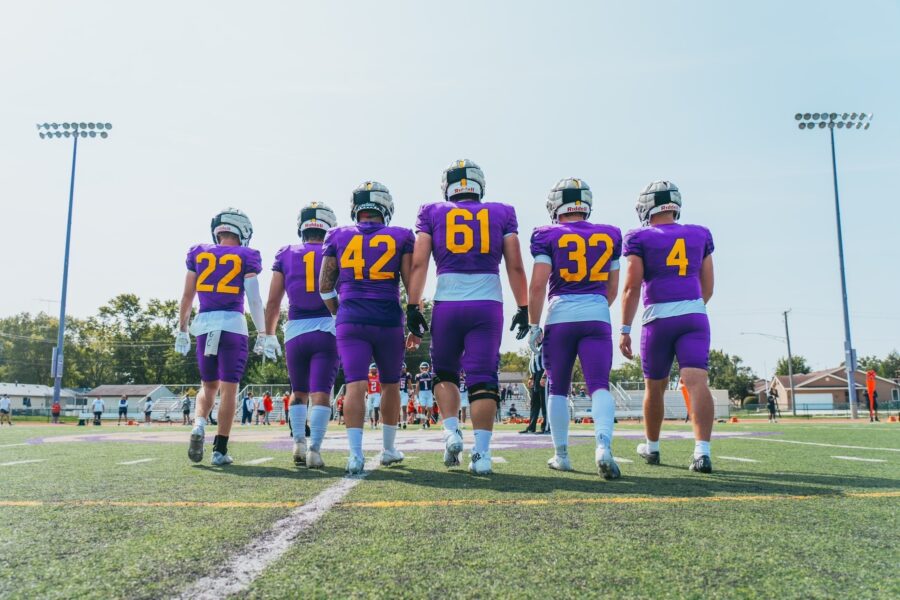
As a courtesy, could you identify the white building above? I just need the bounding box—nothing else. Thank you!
[0,382,77,410]
[85,384,176,414]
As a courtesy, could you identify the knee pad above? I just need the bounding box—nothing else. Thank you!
[467,383,500,406]
[433,370,460,388]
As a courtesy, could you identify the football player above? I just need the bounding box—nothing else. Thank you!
[619,181,716,473]
[406,159,529,475]
[527,178,623,478]
[264,202,339,469]
[320,182,414,474]
[398,362,411,429]
[414,362,434,429]
[458,370,468,424]
[176,208,265,466]
[367,363,382,429]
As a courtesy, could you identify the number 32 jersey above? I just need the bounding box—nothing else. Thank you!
[186,244,263,314]
[530,221,622,300]
[622,223,714,306]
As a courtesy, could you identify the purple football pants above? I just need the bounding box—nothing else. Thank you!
[285,331,339,394]
[542,321,612,397]
[430,300,502,388]
[640,313,711,380]
[336,323,404,384]
[196,332,248,384]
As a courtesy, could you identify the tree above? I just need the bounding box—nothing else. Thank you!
[858,351,900,379]
[610,356,644,384]
[775,355,811,376]
[707,349,756,400]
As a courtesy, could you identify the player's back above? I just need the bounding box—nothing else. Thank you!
[186,243,262,313]
[623,223,713,305]
[531,220,622,299]
[274,243,331,320]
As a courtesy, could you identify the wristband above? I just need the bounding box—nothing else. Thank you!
[620,325,632,335]
[319,290,337,300]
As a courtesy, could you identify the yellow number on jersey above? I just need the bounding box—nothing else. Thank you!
[446,208,489,254]
[303,251,316,293]
[340,235,398,280]
[666,238,688,276]
[195,252,244,294]
[557,233,614,282]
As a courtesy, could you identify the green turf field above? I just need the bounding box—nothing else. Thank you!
[1,421,897,599]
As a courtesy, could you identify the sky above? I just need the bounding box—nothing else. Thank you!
[1,1,898,379]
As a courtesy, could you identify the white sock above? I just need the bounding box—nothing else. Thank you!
[382,424,397,451]
[473,429,492,454]
[194,416,207,429]
[442,416,459,434]
[591,389,615,448]
[694,440,710,458]
[547,395,570,454]
[308,405,330,451]
[647,439,660,452]
[347,427,363,459]
[288,403,308,442]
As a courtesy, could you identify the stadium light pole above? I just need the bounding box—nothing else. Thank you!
[36,122,112,407]
[794,111,872,419]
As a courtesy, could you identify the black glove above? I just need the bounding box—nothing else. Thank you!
[406,304,429,337]
[510,306,529,340]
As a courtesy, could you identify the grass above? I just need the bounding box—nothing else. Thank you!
[1,421,898,599]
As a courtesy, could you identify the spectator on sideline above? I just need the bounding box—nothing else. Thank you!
[263,392,274,425]
[508,403,519,419]
[336,395,344,425]
[1,393,12,425]
[282,391,290,424]
[522,347,548,434]
[51,398,61,424]
[869,390,880,423]
[117,394,129,425]
[143,397,153,424]
[255,393,265,425]
[91,397,105,426]
[181,396,192,425]
[241,393,254,425]
[766,390,777,423]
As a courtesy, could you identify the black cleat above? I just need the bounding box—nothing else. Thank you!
[689,455,712,473]
[636,443,660,465]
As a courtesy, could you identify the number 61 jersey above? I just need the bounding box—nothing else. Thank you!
[186,244,263,313]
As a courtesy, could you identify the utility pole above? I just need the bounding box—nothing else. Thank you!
[783,310,797,416]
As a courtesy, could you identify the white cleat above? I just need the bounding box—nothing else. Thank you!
[188,424,205,463]
[380,448,405,466]
[292,439,307,466]
[596,446,621,480]
[547,454,573,471]
[211,451,233,466]
[443,429,463,467]
[468,451,493,475]
[345,454,365,474]
[306,448,325,469]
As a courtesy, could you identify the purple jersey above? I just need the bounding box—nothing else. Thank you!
[186,244,262,313]
[415,201,518,274]
[272,243,332,320]
[623,223,714,305]
[530,221,622,299]
[322,222,414,326]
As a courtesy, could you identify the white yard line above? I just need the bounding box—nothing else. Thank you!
[0,443,29,449]
[832,456,886,463]
[491,456,507,463]
[118,459,156,465]
[244,457,273,465]
[614,457,634,464]
[746,438,900,453]
[717,456,759,463]
[0,459,46,467]
[174,456,380,600]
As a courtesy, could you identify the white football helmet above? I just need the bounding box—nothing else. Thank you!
[211,208,253,246]
[636,180,681,225]
[297,202,337,238]
[546,178,592,222]
[351,181,394,225]
[441,159,485,201]
[369,363,378,371]
[419,362,430,370]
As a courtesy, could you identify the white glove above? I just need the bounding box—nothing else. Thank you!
[253,334,266,357]
[174,331,191,356]
[527,325,543,354]
[263,335,282,361]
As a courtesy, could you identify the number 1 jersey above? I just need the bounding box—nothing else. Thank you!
[186,244,262,313]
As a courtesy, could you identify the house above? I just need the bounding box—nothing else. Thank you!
[0,382,77,410]
[85,384,176,413]
[759,367,899,411]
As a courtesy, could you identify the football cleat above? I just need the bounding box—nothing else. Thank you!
[380,448,405,466]
[443,429,463,467]
[188,423,205,463]
[689,455,712,474]
[346,454,365,474]
[547,454,573,472]
[306,449,325,469]
[596,446,621,480]
[211,451,233,466]
[468,451,493,475]
[636,443,660,465]
[292,439,307,466]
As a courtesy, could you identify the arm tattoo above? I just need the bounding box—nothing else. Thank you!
[319,256,340,314]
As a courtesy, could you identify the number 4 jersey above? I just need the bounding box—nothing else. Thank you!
[622,223,714,323]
